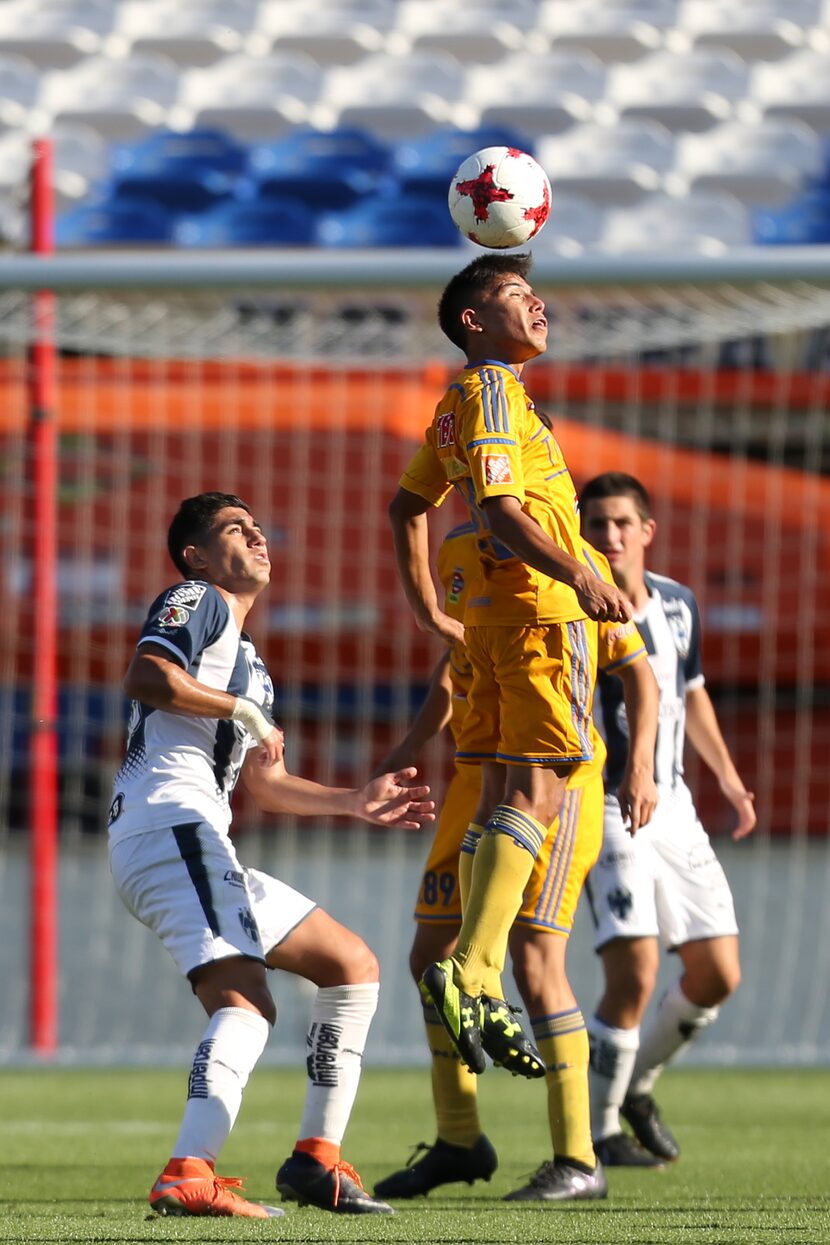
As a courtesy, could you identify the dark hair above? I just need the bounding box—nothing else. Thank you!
[167,492,251,577]
[438,252,533,351]
[580,472,652,522]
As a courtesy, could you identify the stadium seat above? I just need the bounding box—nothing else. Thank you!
[249,127,393,212]
[315,51,473,139]
[174,198,315,247]
[534,0,677,62]
[743,51,830,129]
[251,0,391,64]
[110,0,255,68]
[315,192,462,247]
[599,191,752,253]
[56,197,176,246]
[105,128,249,215]
[392,125,533,200]
[0,0,112,69]
[600,49,749,133]
[669,0,815,61]
[392,2,533,64]
[38,54,180,141]
[752,188,830,244]
[171,53,322,142]
[0,54,44,133]
[467,51,606,138]
[668,120,824,207]
[535,121,674,206]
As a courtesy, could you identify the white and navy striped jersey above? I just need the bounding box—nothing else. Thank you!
[595,571,705,793]
[108,579,275,845]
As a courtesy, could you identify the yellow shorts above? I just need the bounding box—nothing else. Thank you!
[456,622,595,766]
[414,764,603,935]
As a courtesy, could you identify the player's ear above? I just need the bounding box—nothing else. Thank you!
[642,518,657,548]
[182,543,207,572]
[461,306,482,335]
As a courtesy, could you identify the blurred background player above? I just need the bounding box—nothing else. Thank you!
[374,521,658,1202]
[389,253,632,1083]
[109,492,435,1218]
[580,473,757,1167]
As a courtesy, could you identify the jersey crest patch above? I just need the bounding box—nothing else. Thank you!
[665,600,693,658]
[165,583,207,609]
[484,454,512,485]
[157,605,190,628]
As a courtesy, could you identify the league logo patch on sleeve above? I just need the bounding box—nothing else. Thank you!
[164,583,207,609]
[157,605,190,628]
[483,454,512,485]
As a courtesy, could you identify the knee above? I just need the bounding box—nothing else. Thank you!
[689,960,741,1007]
[255,990,278,1027]
[346,940,380,985]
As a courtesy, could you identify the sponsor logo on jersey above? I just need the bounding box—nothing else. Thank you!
[483,454,512,485]
[436,411,455,448]
[238,906,260,943]
[605,622,636,644]
[108,793,124,825]
[448,566,465,604]
[157,605,190,628]
[165,582,207,609]
[443,455,468,480]
[224,869,246,888]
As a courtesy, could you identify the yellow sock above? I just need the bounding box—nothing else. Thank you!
[423,1000,481,1147]
[534,1009,595,1170]
[457,824,484,912]
[453,806,546,996]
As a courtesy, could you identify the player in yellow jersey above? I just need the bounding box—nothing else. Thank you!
[375,524,658,1202]
[389,252,634,1088]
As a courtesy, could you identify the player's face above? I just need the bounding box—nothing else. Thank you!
[189,507,271,592]
[463,275,548,363]
[580,495,655,585]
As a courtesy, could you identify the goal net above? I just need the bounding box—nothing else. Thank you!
[1,254,828,1064]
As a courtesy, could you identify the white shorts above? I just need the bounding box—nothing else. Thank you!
[586,783,739,952]
[109,822,317,979]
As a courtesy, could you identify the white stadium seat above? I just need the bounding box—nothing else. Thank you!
[0,122,109,210]
[38,54,180,141]
[743,50,830,129]
[668,120,824,206]
[171,53,322,141]
[669,0,815,61]
[250,1,390,65]
[0,0,112,69]
[392,2,532,64]
[599,190,752,253]
[528,192,605,255]
[315,52,473,139]
[534,0,677,62]
[600,49,749,132]
[536,120,674,206]
[467,51,606,137]
[110,0,255,69]
[0,54,44,133]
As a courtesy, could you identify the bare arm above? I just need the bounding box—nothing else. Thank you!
[241,754,435,831]
[371,652,453,777]
[614,656,659,835]
[685,684,756,840]
[389,486,465,645]
[483,495,632,623]
[123,643,283,768]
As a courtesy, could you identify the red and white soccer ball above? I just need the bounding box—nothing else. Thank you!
[448,146,552,249]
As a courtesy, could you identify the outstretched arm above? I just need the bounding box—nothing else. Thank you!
[123,643,283,768]
[483,495,633,623]
[389,486,464,646]
[241,753,435,831]
[685,684,756,840]
[614,656,659,835]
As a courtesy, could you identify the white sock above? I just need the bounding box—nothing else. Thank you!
[172,1006,270,1164]
[588,1015,641,1141]
[296,983,379,1147]
[629,981,720,1096]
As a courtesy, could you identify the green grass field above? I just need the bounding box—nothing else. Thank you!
[1,1066,828,1244]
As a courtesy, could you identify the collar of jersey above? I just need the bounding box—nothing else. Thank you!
[466,358,523,381]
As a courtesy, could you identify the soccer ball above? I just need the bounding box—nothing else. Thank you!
[448,146,551,249]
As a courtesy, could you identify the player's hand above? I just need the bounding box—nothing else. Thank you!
[257,725,284,769]
[355,767,436,831]
[722,780,756,840]
[421,609,464,647]
[574,572,633,624]
[617,763,658,836]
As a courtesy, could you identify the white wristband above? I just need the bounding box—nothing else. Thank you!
[230,697,274,743]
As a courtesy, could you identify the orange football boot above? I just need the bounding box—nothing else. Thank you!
[149,1157,283,1218]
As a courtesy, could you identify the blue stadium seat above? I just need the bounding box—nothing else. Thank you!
[752,189,830,244]
[248,127,393,212]
[56,198,175,246]
[175,198,315,246]
[106,127,250,214]
[315,192,462,247]
[392,126,533,200]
